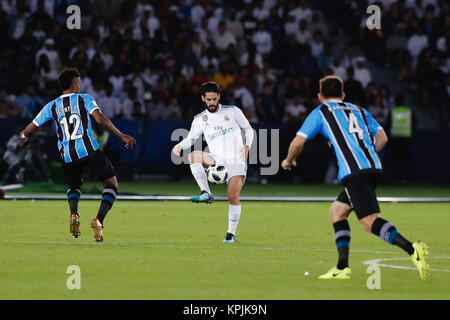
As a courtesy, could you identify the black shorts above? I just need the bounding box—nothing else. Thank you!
[337,172,381,220]
[63,150,116,189]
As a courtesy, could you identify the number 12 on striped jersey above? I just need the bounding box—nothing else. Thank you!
[60,114,83,141]
[348,113,364,140]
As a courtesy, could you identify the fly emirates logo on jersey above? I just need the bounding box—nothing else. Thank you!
[206,125,234,141]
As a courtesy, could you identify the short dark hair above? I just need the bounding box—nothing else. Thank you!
[319,76,344,99]
[58,68,80,91]
[200,81,221,96]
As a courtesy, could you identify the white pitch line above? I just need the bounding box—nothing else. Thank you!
[363,257,450,273]
[0,238,399,255]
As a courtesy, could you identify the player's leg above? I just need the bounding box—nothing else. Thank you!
[63,162,83,238]
[330,200,352,269]
[319,196,353,280]
[188,151,215,203]
[87,151,117,242]
[224,175,245,243]
[352,174,429,280]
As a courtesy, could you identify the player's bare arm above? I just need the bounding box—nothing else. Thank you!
[281,135,306,171]
[375,129,388,152]
[91,109,136,149]
[19,122,38,140]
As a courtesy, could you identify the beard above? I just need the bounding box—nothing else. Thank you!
[206,103,219,113]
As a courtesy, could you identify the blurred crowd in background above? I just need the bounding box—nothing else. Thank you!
[0,0,448,128]
[0,0,449,185]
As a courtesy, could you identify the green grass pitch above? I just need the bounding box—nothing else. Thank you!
[0,197,449,299]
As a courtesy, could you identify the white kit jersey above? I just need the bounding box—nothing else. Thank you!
[178,105,253,163]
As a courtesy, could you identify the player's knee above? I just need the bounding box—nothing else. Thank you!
[360,214,379,232]
[103,177,118,189]
[330,202,350,223]
[188,152,201,164]
[228,192,240,205]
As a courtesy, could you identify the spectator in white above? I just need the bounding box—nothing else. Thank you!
[2,0,16,17]
[96,17,110,41]
[143,4,160,38]
[109,66,125,97]
[284,94,307,122]
[79,67,93,93]
[99,43,114,71]
[233,77,258,123]
[342,43,357,68]
[141,67,159,91]
[207,7,221,36]
[252,22,272,55]
[200,48,220,72]
[191,32,207,59]
[35,39,60,80]
[240,48,264,69]
[195,17,211,47]
[354,56,373,88]
[284,14,298,36]
[127,65,147,98]
[310,31,325,58]
[241,6,258,40]
[256,62,277,93]
[191,0,206,27]
[288,0,312,22]
[97,83,120,118]
[134,0,153,19]
[379,86,396,110]
[226,9,245,51]
[368,94,389,127]
[253,0,270,21]
[162,97,183,120]
[407,27,428,67]
[214,21,237,51]
[11,6,28,40]
[409,0,426,19]
[121,86,144,120]
[330,58,347,81]
[87,82,106,101]
[295,19,312,44]
[436,27,450,53]
[32,20,46,43]
[439,56,449,74]
[308,11,328,37]
[30,0,54,17]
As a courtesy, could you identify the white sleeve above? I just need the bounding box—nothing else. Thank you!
[234,107,254,147]
[176,119,202,150]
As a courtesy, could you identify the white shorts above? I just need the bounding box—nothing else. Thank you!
[207,153,247,184]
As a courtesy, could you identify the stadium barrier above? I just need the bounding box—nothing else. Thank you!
[4,195,450,203]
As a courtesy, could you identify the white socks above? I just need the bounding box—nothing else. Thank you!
[190,163,211,193]
[228,204,242,235]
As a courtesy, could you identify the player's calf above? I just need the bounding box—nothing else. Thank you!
[67,188,81,238]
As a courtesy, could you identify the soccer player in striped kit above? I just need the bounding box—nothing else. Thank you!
[20,68,136,242]
[282,76,429,280]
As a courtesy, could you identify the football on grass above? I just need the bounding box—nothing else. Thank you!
[207,164,228,184]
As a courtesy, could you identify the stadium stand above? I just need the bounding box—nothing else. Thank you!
[0,0,449,183]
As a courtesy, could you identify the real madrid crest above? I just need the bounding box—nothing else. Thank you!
[202,115,208,122]
[224,115,230,121]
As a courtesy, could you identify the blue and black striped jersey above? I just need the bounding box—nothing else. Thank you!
[298,101,383,183]
[33,93,100,163]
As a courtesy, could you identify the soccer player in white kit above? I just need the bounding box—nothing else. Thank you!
[172,82,254,243]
